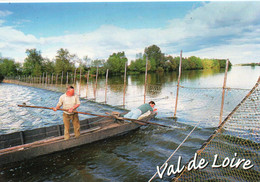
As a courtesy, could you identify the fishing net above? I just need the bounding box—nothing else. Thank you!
[174,79,260,181]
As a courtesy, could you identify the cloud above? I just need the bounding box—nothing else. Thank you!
[0,20,4,26]
[0,10,12,17]
[184,43,260,63]
[1,2,260,65]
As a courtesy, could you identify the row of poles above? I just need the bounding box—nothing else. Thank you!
[12,60,147,107]
[8,51,229,123]
[173,50,230,125]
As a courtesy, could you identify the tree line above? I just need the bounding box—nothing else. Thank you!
[0,45,231,80]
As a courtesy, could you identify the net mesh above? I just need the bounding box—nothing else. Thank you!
[4,75,260,182]
[174,80,260,182]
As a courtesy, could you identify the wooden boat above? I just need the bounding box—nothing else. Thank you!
[0,112,156,167]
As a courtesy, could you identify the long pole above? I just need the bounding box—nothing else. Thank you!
[51,73,54,85]
[86,70,89,98]
[105,69,109,103]
[42,72,45,84]
[56,74,58,86]
[45,72,47,85]
[123,62,127,106]
[219,59,229,125]
[94,66,98,100]
[61,71,63,86]
[74,68,77,87]
[174,50,182,118]
[66,72,68,86]
[79,68,82,96]
[144,56,148,103]
[18,104,169,127]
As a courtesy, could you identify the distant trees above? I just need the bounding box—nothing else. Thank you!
[54,48,75,75]
[129,45,231,73]
[0,57,21,77]
[144,45,164,69]
[23,49,44,76]
[104,52,128,74]
[89,59,106,75]
[0,45,232,78]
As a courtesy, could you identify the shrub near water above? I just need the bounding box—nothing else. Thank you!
[167,56,230,72]
[0,73,4,82]
[200,58,229,70]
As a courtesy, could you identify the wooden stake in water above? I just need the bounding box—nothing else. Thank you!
[79,68,82,96]
[51,73,54,85]
[94,66,99,100]
[45,73,47,85]
[123,62,127,106]
[144,56,148,103]
[42,72,44,84]
[174,50,182,118]
[66,72,68,86]
[105,69,109,103]
[61,71,63,86]
[86,70,89,98]
[74,68,77,87]
[219,59,229,125]
[56,74,58,86]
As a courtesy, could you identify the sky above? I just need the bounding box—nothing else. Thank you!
[0,1,260,65]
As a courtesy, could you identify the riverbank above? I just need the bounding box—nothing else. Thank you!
[235,62,260,66]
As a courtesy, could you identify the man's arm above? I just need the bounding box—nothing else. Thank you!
[52,105,61,111]
[52,95,63,111]
[68,104,80,113]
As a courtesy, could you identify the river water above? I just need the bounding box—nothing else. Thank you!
[0,66,259,181]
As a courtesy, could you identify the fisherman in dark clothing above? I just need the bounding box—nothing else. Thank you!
[123,101,157,119]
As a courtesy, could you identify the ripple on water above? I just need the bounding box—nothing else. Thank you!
[1,82,255,182]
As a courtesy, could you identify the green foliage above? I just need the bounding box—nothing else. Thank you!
[43,59,55,74]
[239,62,259,66]
[188,56,202,70]
[157,66,164,72]
[0,45,232,78]
[89,59,106,75]
[105,52,128,74]
[181,58,191,70]
[167,56,179,71]
[0,57,21,76]
[149,58,157,71]
[55,48,75,74]
[201,58,214,69]
[129,58,146,73]
[91,59,105,67]
[144,45,164,68]
[129,56,157,73]
[23,49,44,76]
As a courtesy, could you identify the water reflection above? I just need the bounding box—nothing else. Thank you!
[2,66,259,128]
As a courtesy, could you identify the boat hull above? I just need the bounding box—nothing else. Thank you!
[0,114,154,167]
